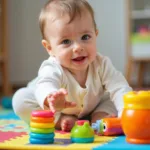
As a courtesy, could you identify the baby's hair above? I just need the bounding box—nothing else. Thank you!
[39,0,97,39]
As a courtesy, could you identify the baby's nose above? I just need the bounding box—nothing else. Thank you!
[73,43,84,53]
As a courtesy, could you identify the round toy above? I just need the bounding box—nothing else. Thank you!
[30,122,54,129]
[1,96,12,109]
[31,116,54,123]
[30,132,54,139]
[71,120,94,143]
[122,91,150,144]
[31,110,54,118]
[30,127,54,134]
[29,137,54,144]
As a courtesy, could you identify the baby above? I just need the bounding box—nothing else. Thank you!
[12,0,132,132]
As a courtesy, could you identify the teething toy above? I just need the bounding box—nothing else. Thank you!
[29,110,55,144]
[71,120,94,143]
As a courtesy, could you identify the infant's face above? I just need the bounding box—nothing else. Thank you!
[45,10,97,74]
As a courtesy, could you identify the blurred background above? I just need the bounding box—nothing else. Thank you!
[0,0,150,99]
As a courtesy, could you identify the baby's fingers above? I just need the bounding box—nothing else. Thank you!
[65,101,76,108]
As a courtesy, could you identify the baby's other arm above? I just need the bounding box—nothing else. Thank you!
[100,56,132,117]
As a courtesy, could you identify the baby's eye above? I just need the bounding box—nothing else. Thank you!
[62,39,71,45]
[82,34,91,40]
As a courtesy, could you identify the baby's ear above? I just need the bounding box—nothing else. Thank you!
[41,39,51,54]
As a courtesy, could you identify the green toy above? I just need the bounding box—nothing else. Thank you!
[71,120,94,143]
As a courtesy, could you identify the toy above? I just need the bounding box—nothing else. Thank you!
[91,117,123,136]
[30,127,54,134]
[1,96,12,109]
[29,137,54,144]
[30,122,54,128]
[31,116,54,123]
[31,110,54,118]
[71,120,95,143]
[29,110,55,144]
[122,91,150,144]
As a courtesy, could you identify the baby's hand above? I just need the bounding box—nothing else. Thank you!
[47,88,76,113]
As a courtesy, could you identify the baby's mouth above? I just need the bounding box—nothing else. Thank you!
[72,56,86,62]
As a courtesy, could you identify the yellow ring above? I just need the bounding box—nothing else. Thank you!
[30,122,55,128]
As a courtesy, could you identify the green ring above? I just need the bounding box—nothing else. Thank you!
[30,127,55,134]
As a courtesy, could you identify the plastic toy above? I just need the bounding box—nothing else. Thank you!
[92,117,123,136]
[30,122,54,128]
[29,137,54,144]
[31,116,54,123]
[1,96,12,109]
[71,120,95,143]
[30,132,55,139]
[122,91,150,144]
[31,110,54,118]
[29,110,55,144]
[30,127,54,134]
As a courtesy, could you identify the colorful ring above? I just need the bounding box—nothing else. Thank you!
[31,116,54,123]
[31,110,54,118]
[30,132,55,139]
[30,122,55,128]
[29,137,54,144]
[30,127,55,134]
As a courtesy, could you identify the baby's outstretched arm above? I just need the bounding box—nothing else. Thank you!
[45,88,76,113]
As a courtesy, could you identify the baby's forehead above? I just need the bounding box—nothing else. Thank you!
[45,7,89,26]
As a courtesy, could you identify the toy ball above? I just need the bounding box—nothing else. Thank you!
[1,96,12,109]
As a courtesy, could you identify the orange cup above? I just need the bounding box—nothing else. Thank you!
[121,91,150,144]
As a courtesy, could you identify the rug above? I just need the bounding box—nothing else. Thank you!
[0,108,150,150]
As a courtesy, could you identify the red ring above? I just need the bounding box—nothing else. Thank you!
[31,110,54,118]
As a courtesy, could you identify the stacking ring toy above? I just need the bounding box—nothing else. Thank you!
[30,132,55,139]
[30,127,54,134]
[32,110,54,118]
[31,116,54,123]
[30,122,54,128]
[29,137,54,144]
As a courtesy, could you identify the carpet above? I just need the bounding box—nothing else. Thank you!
[0,108,150,150]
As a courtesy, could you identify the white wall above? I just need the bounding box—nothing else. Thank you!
[88,0,126,72]
[7,0,47,84]
[7,0,127,85]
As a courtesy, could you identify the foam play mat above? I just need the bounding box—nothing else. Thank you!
[0,107,150,150]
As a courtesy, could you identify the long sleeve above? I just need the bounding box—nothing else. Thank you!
[35,58,64,109]
[99,56,132,117]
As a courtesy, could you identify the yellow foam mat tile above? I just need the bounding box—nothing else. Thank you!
[0,133,115,150]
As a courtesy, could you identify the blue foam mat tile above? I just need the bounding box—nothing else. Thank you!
[0,111,20,120]
[93,136,150,150]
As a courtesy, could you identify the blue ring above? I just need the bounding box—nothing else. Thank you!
[71,137,94,143]
[29,137,54,144]
[30,132,55,139]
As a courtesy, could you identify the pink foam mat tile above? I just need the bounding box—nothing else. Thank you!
[0,131,28,143]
